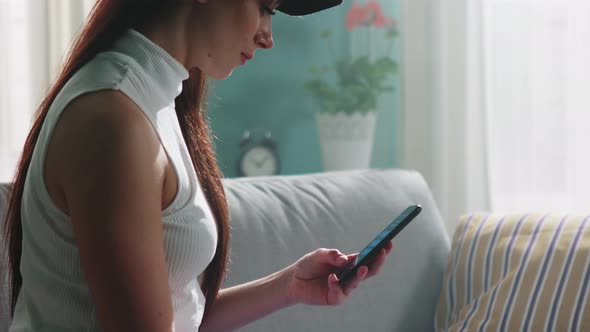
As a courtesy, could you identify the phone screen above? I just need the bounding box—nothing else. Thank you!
[337,204,422,286]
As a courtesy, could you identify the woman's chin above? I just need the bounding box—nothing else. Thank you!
[207,68,235,81]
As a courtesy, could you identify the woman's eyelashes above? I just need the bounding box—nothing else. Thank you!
[260,0,277,16]
[262,5,276,15]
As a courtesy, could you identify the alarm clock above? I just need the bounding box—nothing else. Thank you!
[237,129,280,177]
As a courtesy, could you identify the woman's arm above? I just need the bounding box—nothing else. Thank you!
[51,91,176,332]
[199,246,391,332]
[198,267,294,332]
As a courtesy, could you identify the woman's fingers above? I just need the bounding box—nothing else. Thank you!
[365,242,392,278]
[314,248,348,266]
[327,241,394,303]
[327,274,346,305]
[342,266,368,296]
[365,248,387,278]
[326,241,394,303]
[385,241,394,254]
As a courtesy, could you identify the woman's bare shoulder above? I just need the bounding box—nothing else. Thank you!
[44,89,168,214]
[58,89,148,136]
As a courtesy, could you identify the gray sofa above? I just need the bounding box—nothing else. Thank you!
[0,169,451,331]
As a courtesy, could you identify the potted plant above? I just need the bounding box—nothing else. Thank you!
[304,0,398,171]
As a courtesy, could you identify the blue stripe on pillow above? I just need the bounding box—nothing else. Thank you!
[521,215,568,331]
[571,242,590,331]
[455,216,489,332]
[445,214,475,327]
[498,215,548,332]
[545,216,590,331]
[457,216,505,332]
[466,215,489,304]
[484,216,506,291]
[477,214,528,332]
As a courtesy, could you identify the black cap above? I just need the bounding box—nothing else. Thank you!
[277,0,343,16]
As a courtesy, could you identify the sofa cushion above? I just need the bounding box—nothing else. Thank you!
[435,213,590,332]
[223,169,451,332]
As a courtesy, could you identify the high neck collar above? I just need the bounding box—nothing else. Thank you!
[110,29,190,104]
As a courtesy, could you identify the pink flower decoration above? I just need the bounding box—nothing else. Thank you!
[373,11,395,28]
[364,0,381,12]
[346,1,396,30]
[346,3,370,31]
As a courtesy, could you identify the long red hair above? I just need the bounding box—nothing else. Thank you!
[2,0,230,321]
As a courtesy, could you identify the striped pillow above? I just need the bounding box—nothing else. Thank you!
[435,213,590,332]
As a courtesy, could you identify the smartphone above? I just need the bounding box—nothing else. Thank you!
[336,204,422,286]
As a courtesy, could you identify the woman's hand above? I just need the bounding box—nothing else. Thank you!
[283,241,393,306]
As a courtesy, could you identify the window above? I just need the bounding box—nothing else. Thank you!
[486,0,590,212]
[0,0,93,182]
[0,0,33,182]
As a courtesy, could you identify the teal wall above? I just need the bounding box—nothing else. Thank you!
[208,1,401,178]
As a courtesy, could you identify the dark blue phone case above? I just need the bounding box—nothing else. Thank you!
[336,205,422,286]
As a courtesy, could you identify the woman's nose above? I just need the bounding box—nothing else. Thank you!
[255,31,274,49]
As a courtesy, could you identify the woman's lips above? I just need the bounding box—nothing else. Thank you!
[241,53,252,65]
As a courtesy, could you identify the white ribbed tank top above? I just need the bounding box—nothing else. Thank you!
[9,29,218,332]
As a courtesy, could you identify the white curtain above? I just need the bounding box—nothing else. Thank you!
[400,0,590,233]
[399,0,490,233]
[485,0,590,214]
[0,0,93,182]
[0,0,34,182]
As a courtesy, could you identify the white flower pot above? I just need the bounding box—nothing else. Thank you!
[315,112,377,171]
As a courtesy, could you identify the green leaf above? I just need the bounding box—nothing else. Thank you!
[305,52,399,113]
[308,65,321,74]
[385,27,398,39]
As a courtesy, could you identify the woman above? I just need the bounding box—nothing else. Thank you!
[3,0,393,331]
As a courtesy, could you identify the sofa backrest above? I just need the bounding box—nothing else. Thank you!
[222,169,451,332]
[0,169,452,332]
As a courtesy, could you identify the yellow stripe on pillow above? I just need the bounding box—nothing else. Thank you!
[435,213,590,332]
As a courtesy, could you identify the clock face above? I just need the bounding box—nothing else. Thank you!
[240,146,279,177]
